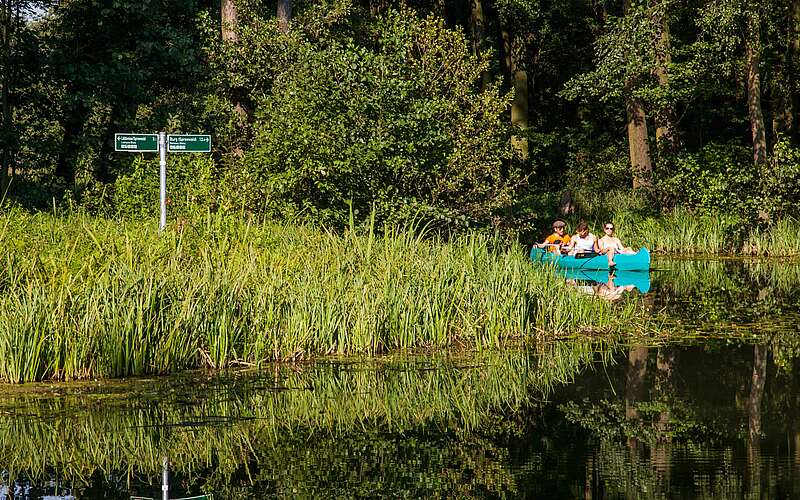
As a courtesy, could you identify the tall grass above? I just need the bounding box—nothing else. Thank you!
[570,189,800,255]
[0,210,638,382]
[743,216,800,256]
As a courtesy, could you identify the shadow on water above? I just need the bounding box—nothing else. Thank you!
[2,257,800,498]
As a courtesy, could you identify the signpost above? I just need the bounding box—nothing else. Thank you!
[168,134,211,153]
[115,133,159,152]
[114,131,211,232]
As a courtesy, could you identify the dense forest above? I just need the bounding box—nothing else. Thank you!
[2,0,800,235]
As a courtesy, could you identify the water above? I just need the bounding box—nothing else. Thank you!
[2,257,800,499]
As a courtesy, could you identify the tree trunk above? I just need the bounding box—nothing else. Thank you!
[221,0,247,151]
[1,0,12,194]
[469,0,490,89]
[790,0,800,143]
[773,92,791,142]
[277,0,291,33]
[221,0,239,43]
[626,91,653,189]
[651,0,678,154]
[503,28,528,160]
[744,7,767,167]
[746,344,768,498]
[55,100,88,184]
[369,0,386,17]
[623,0,653,188]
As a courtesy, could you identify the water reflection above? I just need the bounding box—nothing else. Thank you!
[651,257,800,325]
[1,338,799,498]
[562,269,650,300]
[1,257,800,498]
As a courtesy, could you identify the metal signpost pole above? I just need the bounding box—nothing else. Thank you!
[115,132,210,234]
[159,132,167,232]
[162,456,169,500]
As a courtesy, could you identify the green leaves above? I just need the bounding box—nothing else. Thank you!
[233,8,516,229]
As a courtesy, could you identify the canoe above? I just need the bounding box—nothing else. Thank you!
[529,247,650,271]
[558,268,650,293]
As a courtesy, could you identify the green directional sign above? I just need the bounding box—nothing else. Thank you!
[115,133,159,152]
[168,134,212,153]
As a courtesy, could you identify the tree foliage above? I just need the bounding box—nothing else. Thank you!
[3,0,800,231]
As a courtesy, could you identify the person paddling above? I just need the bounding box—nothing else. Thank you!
[567,221,601,257]
[536,220,571,253]
[598,222,636,268]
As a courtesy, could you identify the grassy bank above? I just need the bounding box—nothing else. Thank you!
[0,210,640,383]
[554,190,800,255]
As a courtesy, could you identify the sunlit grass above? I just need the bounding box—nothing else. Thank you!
[571,190,800,256]
[0,209,639,382]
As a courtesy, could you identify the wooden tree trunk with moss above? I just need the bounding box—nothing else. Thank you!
[503,28,528,160]
[744,7,767,167]
[277,0,291,33]
[651,0,678,154]
[469,0,490,89]
[221,0,239,43]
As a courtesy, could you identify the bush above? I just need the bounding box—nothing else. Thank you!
[656,142,756,217]
[234,9,518,228]
[113,155,220,218]
[763,139,800,220]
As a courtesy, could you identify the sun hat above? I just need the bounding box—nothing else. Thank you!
[553,220,566,228]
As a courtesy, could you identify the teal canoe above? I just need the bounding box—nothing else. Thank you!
[529,247,651,271]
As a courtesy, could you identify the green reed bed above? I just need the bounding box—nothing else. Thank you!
[0,210,638,382]
[574,189,800,256]
[743,216,800,256]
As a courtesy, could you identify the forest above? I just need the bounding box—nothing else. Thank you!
[2,0,800,246]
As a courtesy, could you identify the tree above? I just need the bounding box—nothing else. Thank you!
[623,0,654,188]
[0,0,43,194]
[561,0,661,190]
[650,0,678,153]
[743,3,767,167]
[221,0,239,42]
[42,0,210,185]
[277,0,291,33]
[237,9,517,227]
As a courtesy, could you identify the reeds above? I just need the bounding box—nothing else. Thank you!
[0,210,638,382]
[573,189,800,256]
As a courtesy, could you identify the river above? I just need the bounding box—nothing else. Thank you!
[1,257,799,499]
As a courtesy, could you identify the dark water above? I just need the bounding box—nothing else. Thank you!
[2,258,800,499]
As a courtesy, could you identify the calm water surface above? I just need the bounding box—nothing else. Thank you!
[2,257,800,499]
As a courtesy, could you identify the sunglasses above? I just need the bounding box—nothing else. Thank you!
[604,226,614,230]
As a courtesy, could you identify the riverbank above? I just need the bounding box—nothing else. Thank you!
[0,210,641,383]
[544,190,800,256]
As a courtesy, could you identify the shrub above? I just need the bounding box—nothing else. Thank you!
[656,142,756,217]
[234,9,518,228]
[113,155,220,218]
[763,139,800,220]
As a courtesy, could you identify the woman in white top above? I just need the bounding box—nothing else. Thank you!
[598,222,636,267]
[567,221,600,256]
